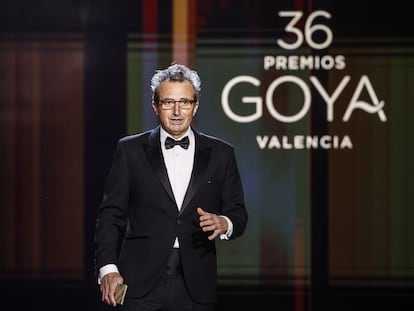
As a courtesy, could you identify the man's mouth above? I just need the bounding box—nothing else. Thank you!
[170,118,184,124]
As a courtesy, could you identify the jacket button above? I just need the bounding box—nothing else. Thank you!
[177,219,181,224]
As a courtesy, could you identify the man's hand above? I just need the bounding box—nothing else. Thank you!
[197,207,228,240]
[100,272,124,307]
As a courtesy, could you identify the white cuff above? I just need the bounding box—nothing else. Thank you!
[98,264,119,284]
[219,215,233,240]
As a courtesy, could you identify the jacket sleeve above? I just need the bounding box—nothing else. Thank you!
[94,140,130,270]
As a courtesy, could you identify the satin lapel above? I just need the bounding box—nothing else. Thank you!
[179,136,211,215]
[143,127,175,204]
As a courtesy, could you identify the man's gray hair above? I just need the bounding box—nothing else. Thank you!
[151,63,201,102]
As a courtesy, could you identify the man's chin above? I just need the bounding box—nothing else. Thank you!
[166,125,187,137]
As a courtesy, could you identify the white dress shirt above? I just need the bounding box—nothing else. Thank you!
[160,127,195,248]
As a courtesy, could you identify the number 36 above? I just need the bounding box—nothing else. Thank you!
[277,10,333,50]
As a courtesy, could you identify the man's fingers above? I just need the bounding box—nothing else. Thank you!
[108,291,117,306]
[198,208,226,240]
[197,207,206,216]
[100,273,123,306]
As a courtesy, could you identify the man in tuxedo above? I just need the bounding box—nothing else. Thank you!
[94,63,248,310]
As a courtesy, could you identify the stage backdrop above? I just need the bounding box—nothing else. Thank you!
[125,1,414,289]
[0,0,413,294]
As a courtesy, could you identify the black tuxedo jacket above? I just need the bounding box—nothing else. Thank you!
[94,126,248,304]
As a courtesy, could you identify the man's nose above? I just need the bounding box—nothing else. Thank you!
[172,102,181,113]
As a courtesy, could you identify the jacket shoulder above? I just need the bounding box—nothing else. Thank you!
[119,129,153,144]
[197,131,234,149]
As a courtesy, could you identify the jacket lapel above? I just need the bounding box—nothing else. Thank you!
[143,126,176,204]
[143,126,211,214]
[179,131,211,215]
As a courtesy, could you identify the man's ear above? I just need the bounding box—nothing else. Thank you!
[152,102,158,115]
[193,103,199,116]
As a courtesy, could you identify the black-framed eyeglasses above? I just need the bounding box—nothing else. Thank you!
[158,98,196,110]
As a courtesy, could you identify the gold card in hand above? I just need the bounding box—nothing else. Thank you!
[114,283,128,305]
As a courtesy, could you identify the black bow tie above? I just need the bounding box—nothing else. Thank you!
[165,136,190,149]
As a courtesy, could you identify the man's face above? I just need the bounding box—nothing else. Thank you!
[152,80,199,139]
